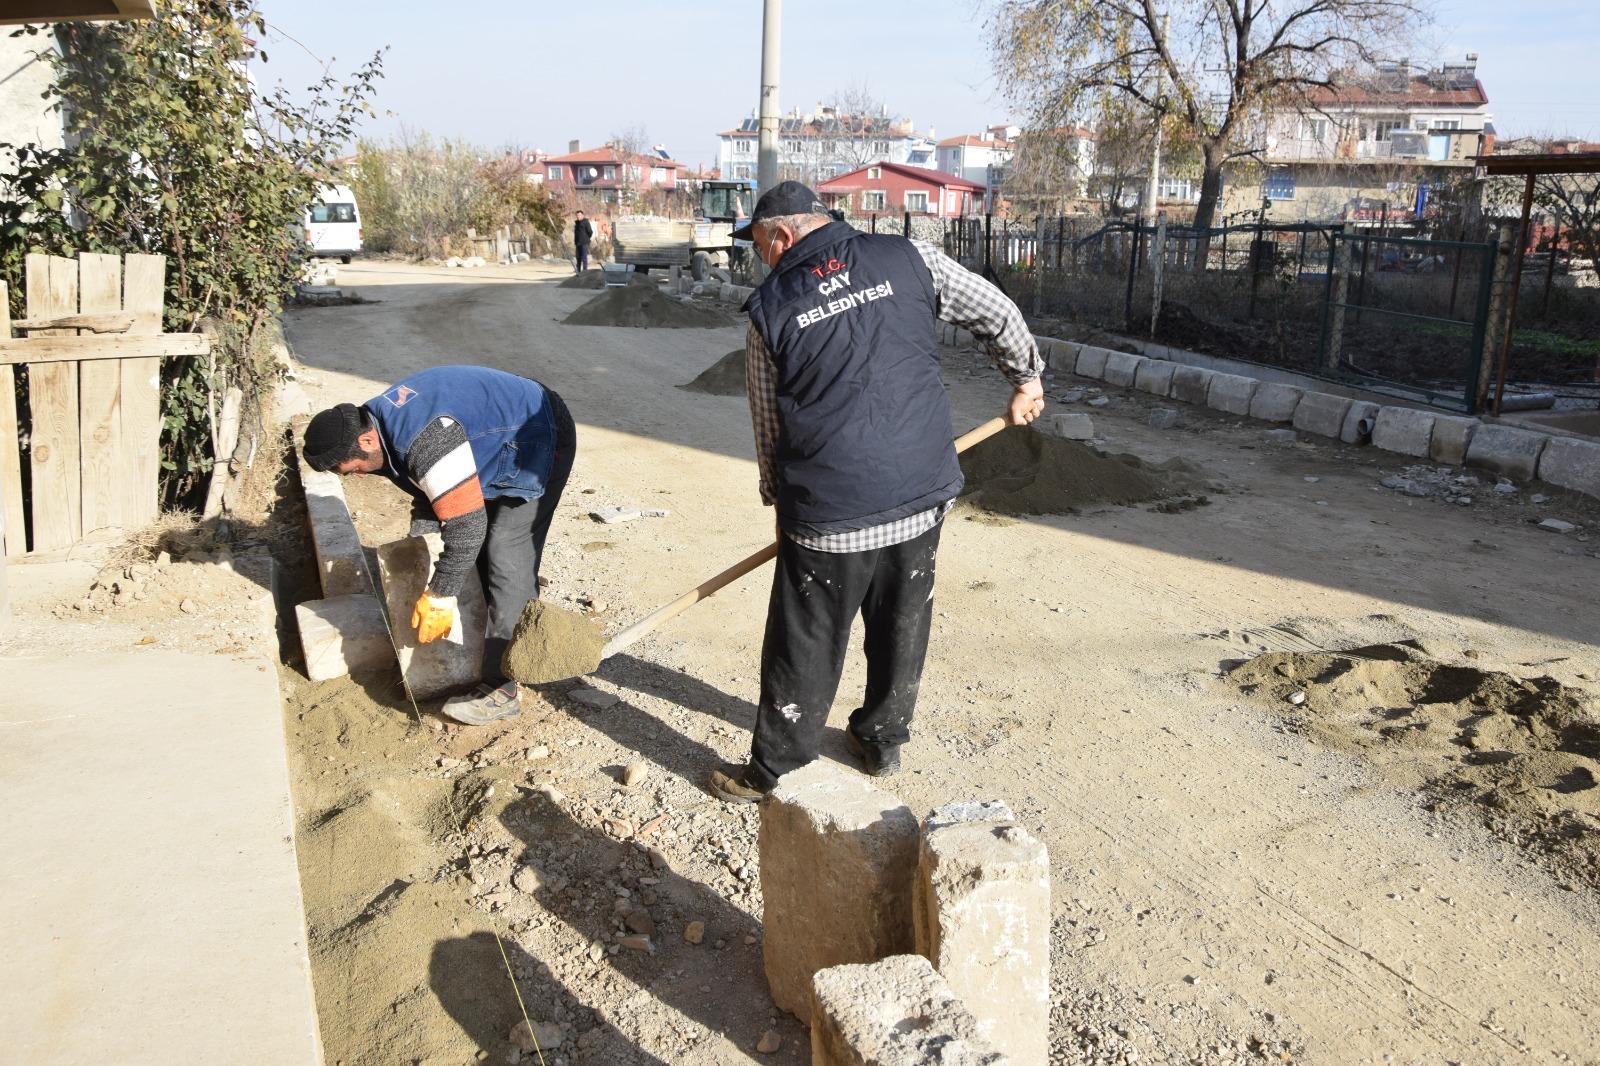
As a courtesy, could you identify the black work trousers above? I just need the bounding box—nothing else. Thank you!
[746,519,943,790]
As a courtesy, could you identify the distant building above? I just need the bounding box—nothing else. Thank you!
[935,132,1012,194]
[542,144,687,205]
[716,107,937,184]
[816,161,986,219]
[1237,55,1493,224]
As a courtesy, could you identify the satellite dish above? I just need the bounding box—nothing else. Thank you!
[584,167,599,179]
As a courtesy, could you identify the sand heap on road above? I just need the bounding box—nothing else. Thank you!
[563,284,732,329]
[1229,641,1600,889]
[679,348,747,396]
[559,270,655,291]
[502,600,606,684]
[958,425,1201,515]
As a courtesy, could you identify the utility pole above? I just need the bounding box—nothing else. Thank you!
[757,0,782,195]
[1143,14,1169,224]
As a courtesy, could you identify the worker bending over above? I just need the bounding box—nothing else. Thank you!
[710,182,1044,803]
[302,365,576,726]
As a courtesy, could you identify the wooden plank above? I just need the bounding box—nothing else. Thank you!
[77,253,123,537]
[0,332,209,365]
[0,281,26,557]
[25,253,81,553]
[13,312,135,333]
[120,253,166,527]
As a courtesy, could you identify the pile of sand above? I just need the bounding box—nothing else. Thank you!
[678,348,747,395]
[1229,642,1600,888]
[957,425,1200,515]
[502,600,606,684]
[563,284,732,329]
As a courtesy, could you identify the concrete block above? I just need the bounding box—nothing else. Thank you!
[1034,336,1078,371]
[1037,413,1094,441]
[1205,372,1259,416]
[1073,345,1111,380]
[1101,350,1147,387]
[760,761,919,1021]
[1292,392,1354,439]
[297,463,375,599]
[1340,400,1380,444]
[1248,382,1304,423]
[913,802,1048,1066]
[1133,358,1176,396]
[1537,436,1600,500]
[1148,407,1180,430]
[1371,406,1436,457]
[1429,415,1479,466]
[811,955,1008,1066]
[376,534,489,700]
[1168,365,1214,407]
[1263,428,1298,445]
[294,594,392,682]
[1465,424,1548,481]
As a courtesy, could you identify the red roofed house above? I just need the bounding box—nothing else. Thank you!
[542,142,687,205]
[1241,55,1493,224]
[816,161,987,219]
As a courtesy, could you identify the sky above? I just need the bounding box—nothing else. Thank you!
[250,0,1600,165]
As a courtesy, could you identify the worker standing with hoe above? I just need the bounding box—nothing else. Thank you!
[709,182,1045,803]
[302,366,576,726]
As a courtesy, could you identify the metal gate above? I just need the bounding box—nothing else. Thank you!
[1318,231,1498,413]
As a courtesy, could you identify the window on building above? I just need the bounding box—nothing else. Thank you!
[1263,167,1296,201]
[783,139,803,153]
[630,165,642,181]
[872,140,889,154]
[602,165,615,179]
[1373,119,1405,141]
[734,165,753,179]
[548,165,564,180]
[1432,119,1460,130]
[867,166,881,179]
[1300,117,1328,141]
[1157,177,1197,201]
[904,191,930,212]
[651,166,668,183]
[733,139,751,154]
[862,190,887,211]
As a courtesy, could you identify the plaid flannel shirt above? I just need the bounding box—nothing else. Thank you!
[747,237,1043,553]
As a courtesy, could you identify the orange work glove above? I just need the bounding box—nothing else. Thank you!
[411,591,457,644]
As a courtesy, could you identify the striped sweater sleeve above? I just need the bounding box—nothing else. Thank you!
[404,416,485,597]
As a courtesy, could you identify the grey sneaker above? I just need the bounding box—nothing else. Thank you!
[441,681,520,726]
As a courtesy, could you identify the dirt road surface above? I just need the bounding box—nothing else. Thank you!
[282,259,1600,1065]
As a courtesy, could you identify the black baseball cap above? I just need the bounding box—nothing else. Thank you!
[730,180,830,241]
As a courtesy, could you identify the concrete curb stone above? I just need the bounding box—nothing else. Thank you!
[1102,351,1148,387]
[1429,415,1479,466]
[1340,400,1381,444]
[811,956,1009,1066]
[1133,358,1177,396]
[1206,372,1259,416]
[1537,436,1600,498]
[1073,345,1112,380]
[1248,382,1304,423]
[1466,424,1548,480]
[1292,392,1354,439]
[1168,365,1214,406]
[1371,406,1436,457]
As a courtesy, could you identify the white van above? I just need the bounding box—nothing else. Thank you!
[304,184,362,263]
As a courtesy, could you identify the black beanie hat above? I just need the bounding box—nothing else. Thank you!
[303,403,366,471]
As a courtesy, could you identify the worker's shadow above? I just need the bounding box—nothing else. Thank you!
[431,789,807,1062]
[429,929,673,1066]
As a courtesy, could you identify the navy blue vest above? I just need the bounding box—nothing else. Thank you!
[745,221,961,535]
[363,365,557,501]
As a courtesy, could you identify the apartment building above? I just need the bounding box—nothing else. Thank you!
[1237,55,1492,224]
[715,107,937,184]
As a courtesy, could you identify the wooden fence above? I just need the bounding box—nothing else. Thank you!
[1,252,209,556]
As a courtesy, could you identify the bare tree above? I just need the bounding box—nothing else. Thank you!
[988,0,1426,230]
[608,123,651,206]
[825,84,892,172]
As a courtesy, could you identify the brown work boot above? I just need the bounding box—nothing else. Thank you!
[708,768,767,805]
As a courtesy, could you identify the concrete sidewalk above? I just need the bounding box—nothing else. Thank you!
[0,645,321,1064]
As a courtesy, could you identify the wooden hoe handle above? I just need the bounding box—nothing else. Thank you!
[599,416,1009,660]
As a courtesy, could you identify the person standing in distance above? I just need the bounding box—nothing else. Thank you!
[573,210,594,274]
[709,182,1044,802]
[301,365,576,726]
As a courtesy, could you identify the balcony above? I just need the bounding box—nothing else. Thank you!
[1265,130,1481,166]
